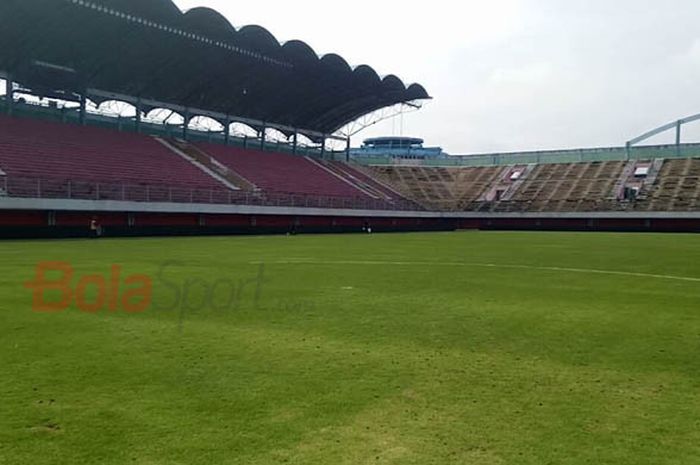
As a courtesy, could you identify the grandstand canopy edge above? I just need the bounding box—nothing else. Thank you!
[0,0,430,140]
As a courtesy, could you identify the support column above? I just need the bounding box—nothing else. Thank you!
[292,132,298,155]
[260,125,266,151]
[5,73,14,115]
[79,91,87,125]
[345,136,351,162]
[135,98,142,133]
[183,108,189,140]
[224,116,230,146]
[320,136,326,159]
[676,120,682,157]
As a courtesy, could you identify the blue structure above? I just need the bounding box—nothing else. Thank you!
[350,137,444,160]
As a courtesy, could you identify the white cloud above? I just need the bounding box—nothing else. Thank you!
[491,62,553,86]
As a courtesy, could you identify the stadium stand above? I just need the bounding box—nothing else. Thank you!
[453,166,504,210]
[5,108,700,218]
[360,157,700,216]
[308,159,388,200]
[496,160,626,212]
[0,115,228,198]
[368,165,503,210]
[196,143,373,199]
[334,162,410,201]
[160,138,252,191]
[0,112,426,211]
[366,160,680,212]
[367,166,454,210]
[634,158,700,211]
[5,0,700,237]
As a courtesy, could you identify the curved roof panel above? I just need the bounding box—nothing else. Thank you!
[0,0,430,135]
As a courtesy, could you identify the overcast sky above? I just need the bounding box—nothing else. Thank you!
[173,0,700,154]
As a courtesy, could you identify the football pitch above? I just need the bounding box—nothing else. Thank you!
[2,231,700,464]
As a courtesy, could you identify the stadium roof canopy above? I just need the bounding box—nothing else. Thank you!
[0,0,430,137]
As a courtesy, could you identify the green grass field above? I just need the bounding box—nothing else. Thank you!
[2,231,700,464]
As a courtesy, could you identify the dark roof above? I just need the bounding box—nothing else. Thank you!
[0,0,430,135]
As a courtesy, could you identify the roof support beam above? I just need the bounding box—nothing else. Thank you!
[86,88,347,142]
[628,113,700,147]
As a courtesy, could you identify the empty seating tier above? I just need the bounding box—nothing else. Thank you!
[5,111,700,214]
[634,158,700,211]
[0,115,224,190]
[369,166,503,211]
[196,144,369,199]
[367,160,690,212]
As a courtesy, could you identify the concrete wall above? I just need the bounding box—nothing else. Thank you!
[2,197,700,239]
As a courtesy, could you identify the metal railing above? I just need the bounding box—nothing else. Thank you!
[0,176,422,212]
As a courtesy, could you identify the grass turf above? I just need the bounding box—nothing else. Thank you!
[1,231,700,464]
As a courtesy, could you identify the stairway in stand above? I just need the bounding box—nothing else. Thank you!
[155,138,254,192]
